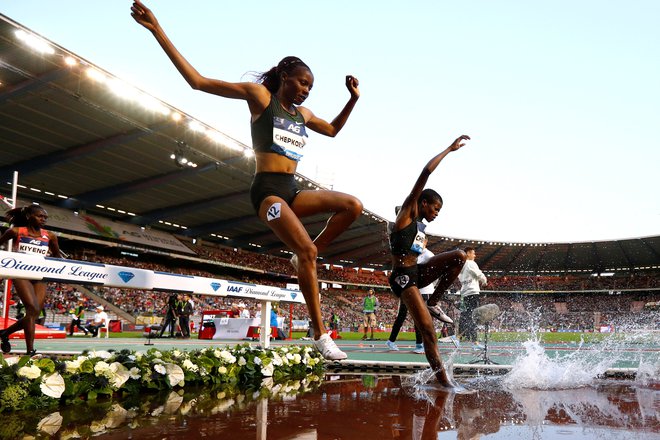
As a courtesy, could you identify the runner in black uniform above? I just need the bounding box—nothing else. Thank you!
[389,135,470,387]
[132,1,361,360]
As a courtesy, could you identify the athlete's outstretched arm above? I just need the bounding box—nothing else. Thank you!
[395,135,470,227]
[300,75,360,137]
[130,0,268,113]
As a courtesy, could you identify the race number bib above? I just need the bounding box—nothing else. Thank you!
[410,222,427,254]
[271,117,307,161]
[17,236,49,255]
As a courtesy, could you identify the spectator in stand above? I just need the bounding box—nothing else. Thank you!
[86,305,108,337]
[131,0,361,361]
[0,205,62,356]
[238,302,251,319]
[158,293,179,338]
[458,247,487,347]
[362,289,379,340]
[69,300,89,336]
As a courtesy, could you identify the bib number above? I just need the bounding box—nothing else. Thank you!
[271,117,307,161]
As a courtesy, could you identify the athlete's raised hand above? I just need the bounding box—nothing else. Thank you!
[448,135,470,152]
[345,75,360,99]
[131,0,159,32]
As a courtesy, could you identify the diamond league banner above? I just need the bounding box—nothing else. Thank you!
[0,251,305,304]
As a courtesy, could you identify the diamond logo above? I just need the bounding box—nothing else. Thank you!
[289,292,297,300]
[210,282,222,292]
[118,271,135,283]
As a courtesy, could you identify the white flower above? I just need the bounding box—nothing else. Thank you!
[64,359,81,373]
[165,363,185,387]
[37,411,63,436]
[101,404,128,429]
[292,354,302,364]
[153,351,163,358]
[135,351,144,360]
[108,362,130,389]
[4,356,19,366]
[163,391,183,414]
[128,355,136,361]
[218,366,228,375]
[171,350,182,358]
[90,420,107,433]
[261,362,274,377]
[154,364,166,375]
[254,356,262,365]
[90,350,112,359]
[213,349,222,358]
[211,398,234,414]
[129,367,141,380]
[40,373,65,398]
[94,361,111,376]
[238,357,247,366]
[219,350,236,364]
[182,359,198,372]
[17,364,41,379]
[261,377,274,390]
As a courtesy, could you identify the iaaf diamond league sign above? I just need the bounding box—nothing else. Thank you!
[0,251,305,304]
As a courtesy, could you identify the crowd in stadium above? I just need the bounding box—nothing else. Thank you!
[14,242,656,336]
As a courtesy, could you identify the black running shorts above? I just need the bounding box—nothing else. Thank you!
[250,172,301,213]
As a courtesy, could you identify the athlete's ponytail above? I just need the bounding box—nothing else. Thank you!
[257,56,310,93]
[5,205,43,227]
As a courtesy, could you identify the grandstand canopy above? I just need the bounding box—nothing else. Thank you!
[1,14,658,275]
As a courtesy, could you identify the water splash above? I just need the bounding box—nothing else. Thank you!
[502,337,621,390]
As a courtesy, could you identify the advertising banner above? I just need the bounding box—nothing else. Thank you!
[0,251,305,304]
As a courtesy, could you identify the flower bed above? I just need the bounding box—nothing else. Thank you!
[0,344,325,412]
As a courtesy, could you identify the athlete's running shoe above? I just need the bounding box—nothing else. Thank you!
[427,304,453,323]
[386,340,399,351]
[314,334,348,360]
[413,343,425,354]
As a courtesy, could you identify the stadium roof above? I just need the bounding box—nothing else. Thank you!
[1,14,659,275]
